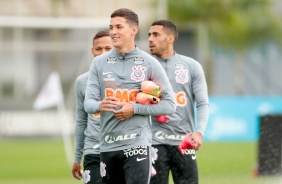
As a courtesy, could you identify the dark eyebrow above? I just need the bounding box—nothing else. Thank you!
[148,31,159,36]
[110,24,123,27]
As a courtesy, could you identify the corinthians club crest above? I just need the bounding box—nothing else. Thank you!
[151,147,158,163]
[175,69,189,84]
[100,162,106,177]
[131,65,146,82]
[82,170,91,183]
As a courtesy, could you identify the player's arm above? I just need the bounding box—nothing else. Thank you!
[84,58,102,114]
[134,60,176,115]
[113,60,175,121]
[192,61,209,150]
[84,59,118,113]
[72,77,87,180]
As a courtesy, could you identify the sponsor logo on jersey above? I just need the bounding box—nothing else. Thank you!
[105,88,138,103]
[174,62,185,69]
[104,133,138,144]
[123,145,148,157]
[106,57,117,64]
[105,82,119,87]
[133,56,145,64]
[175,91,187,107]
[103,72,115,81]
[93,144,100,149]
[155,131,185,140]
[175,69,189,84]
[82,170,91,183]
[103,72,112,75]
[100,162,106,177]
[92,113,100,118]
[131,65,146,82]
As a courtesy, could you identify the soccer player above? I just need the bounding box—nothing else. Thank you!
[84,8,176,184]
[72,31,113,184]
[148,20,209,184]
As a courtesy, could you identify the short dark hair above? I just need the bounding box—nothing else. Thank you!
[93,30,110,44]
[151,20,178,41]
[111,8,139,26]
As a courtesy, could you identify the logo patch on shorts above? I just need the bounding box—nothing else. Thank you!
[100,162,106,177]
[82,170,91,183]
[136,157,147,161]
[151,147,158,163]
[123,145,148,157]
[182,149,196,157]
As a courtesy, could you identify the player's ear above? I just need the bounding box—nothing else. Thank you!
[168,35,175,44]
[132,26,138,36]
[91,48,95,57]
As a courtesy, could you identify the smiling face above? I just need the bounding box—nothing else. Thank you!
[109,16,137,53]
[91,36,113,57]
[148,25,174,59]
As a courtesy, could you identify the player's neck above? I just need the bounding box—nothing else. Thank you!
[116,43,135,56]
[159,48,175,59]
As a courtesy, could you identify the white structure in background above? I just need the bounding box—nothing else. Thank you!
[0,0,167,146]
[33,71,73,167]
[0,0,160,101]
[33,72,64,110]
[0,71,73,166]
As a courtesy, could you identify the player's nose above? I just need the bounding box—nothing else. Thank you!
[101,49,107,54]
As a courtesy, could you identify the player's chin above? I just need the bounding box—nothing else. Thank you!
[112,41,120,48]
[149,49,157,55]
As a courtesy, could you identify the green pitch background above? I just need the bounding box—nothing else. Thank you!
[0,140,280,184]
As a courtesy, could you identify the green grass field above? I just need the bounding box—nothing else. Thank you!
[0,140,281,184]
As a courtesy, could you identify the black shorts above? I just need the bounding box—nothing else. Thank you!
[150,145,198,184]
[83,154,102,184]
[100,145,151,184]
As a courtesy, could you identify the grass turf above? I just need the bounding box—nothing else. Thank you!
[0,140,281,184]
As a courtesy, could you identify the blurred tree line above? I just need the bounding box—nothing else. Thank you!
[168,0,282,95]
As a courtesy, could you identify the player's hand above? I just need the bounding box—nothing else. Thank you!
[72,162,82,180]
[113,102,134,121]
[178,133,196,154]
[192,132,203,151]
[99,97,118,112]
